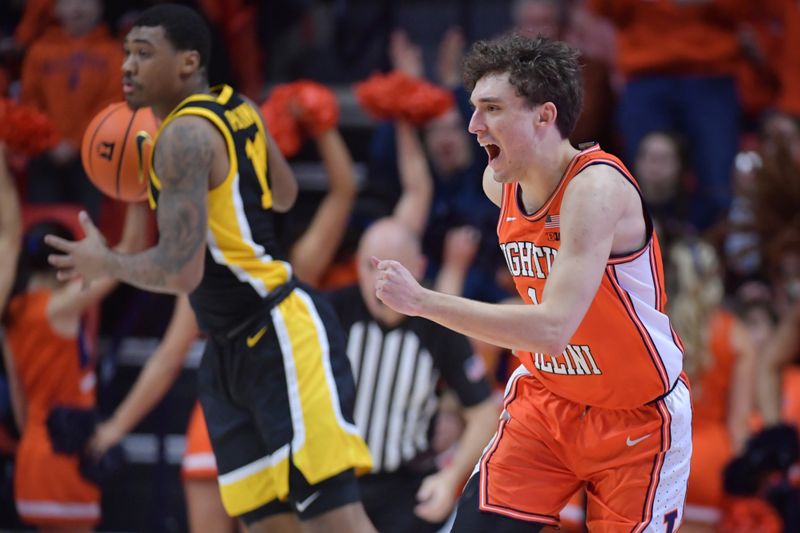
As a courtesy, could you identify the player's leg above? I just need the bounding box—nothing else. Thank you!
[195,337,298,529]
[182,402,240,533]
[250,287,374,532]
[184,478,240,533]
[451,366,581,532]
[583,379,692,533]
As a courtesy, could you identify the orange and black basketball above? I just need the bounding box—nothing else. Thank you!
[81,102,158,202]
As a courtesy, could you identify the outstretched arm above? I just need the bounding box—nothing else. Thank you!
[0,144,21,311]
[375,165,640,355]
[393,120,433,237]
[290,128,357,286]
[46,116,216,294]
[728,317,756,453]
[89,295,198,456]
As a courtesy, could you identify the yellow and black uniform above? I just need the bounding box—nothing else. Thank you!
[148,85,372,522]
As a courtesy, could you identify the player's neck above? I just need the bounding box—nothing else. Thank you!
[154,80,211,120]
[517,139,579,213]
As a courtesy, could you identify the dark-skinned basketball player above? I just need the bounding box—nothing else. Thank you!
[45,4,375,533]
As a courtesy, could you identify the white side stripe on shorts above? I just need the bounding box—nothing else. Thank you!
[183,452,217,472]
[17,500,100,520]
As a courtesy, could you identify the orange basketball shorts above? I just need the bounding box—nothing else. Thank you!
[475,365,692,533]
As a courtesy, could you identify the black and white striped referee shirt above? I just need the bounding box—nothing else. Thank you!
[329,285,492,474]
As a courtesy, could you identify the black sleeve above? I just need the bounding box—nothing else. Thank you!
[431,325,492,408]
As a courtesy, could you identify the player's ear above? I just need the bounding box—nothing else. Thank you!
[179,50,201,76]
[537,102,557,127]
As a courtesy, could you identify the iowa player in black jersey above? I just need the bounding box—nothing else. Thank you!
[45,4,375,532]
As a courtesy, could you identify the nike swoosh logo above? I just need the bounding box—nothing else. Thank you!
[295,491,320,513]
[246,326,267,348]
[135,131,153,183]
[626,433,654,447]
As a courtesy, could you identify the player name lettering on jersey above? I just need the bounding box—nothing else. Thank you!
[533,344,602,376]
[500,242,558,279]
[224,102,259,132]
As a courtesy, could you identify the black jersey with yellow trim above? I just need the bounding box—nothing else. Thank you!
[148,84,292,333]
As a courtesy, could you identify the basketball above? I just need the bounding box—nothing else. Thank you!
[81,102,159,202]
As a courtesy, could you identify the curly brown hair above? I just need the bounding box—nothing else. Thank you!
[462,33,583,138]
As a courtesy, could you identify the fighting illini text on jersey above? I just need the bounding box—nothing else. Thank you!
[147,84,291,332]
[497,143,684,409]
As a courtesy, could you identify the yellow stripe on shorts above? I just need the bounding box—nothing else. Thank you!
[273,289,373,484]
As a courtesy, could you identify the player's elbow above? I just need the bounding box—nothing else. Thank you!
[537,317,571,356]
[272,178,298,213]
[172,262,203,293]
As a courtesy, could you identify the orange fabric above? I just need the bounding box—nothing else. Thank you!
[497,144,684,409]
[686,423,731,510]
[589,0,751,76]
[692,310,735,425]
[480,372,677,530]
[781,367,800,428]
[777,0,800,116]
[5,290,99,526]
[13,0,56,47]
[182,402,218,480]
[20,25,124,147]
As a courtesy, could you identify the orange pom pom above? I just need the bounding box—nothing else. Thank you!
[719,497,782,533]
[0,99,59,156]
[260,81,339,157]
[260,87,301,157]
[292,81,339,137]
[354,71,454,126]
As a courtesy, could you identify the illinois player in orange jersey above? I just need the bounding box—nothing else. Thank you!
[665,239,756,532]
[1,202,147,531]
[373,34,692,532]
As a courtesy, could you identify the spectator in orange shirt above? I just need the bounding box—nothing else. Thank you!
[20,0,123,215]
[589,0,753,230]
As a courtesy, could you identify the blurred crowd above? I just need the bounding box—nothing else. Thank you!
[0,0,799,532]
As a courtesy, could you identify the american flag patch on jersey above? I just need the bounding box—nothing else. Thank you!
[544,214,560,228]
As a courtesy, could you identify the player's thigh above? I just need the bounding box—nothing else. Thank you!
[456,368,582,530]
[260,287,371,485]
[196,337,292,520]
[585,380,691,533]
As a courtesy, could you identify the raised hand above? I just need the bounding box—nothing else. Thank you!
[45,211,111,286]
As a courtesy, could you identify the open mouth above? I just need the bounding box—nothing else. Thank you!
[485,144,501,162]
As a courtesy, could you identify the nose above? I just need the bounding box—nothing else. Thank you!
[122,54,135,76]
[468,110,484,135]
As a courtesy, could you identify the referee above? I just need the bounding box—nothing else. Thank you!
[329,218,499,532]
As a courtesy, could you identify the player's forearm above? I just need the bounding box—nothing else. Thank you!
[316,129,357,197]
[105,244,203,294]
[394,121,432,237]
[445,397,499,482]
[418,289,566,355]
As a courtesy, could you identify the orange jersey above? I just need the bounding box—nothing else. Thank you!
[497,144,684,409]
[5,290,99,526]
[692,310,736,425]
[5,290,95,421]
[20,25,124,147]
